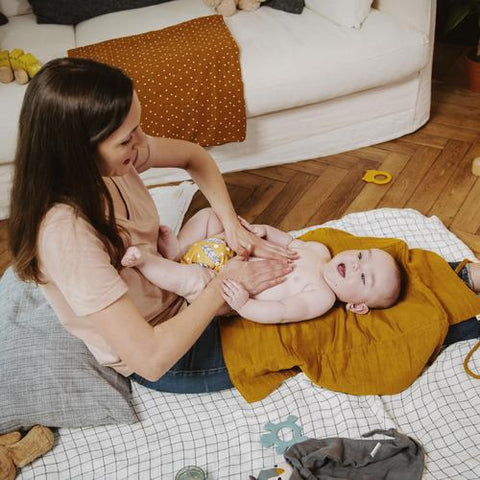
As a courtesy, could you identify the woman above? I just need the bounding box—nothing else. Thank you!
[8,57,292,393]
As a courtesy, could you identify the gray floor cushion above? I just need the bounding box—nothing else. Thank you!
[0,267,136,434]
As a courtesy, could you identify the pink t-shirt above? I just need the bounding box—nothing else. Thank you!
[37,166,185,376]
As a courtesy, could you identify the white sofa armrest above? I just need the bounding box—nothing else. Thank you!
[374,0,436,130]
[373,0,436,36]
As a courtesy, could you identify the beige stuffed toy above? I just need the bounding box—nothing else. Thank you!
[0,426,54,480]
[203,0,264,16]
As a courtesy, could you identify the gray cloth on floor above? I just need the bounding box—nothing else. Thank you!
[284,428,424,480]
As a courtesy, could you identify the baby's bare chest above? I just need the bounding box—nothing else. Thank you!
[255,241,330,300]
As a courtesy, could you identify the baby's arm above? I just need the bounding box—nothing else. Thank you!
[222,280,335,323]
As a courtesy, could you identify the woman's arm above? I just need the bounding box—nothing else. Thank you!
[90,276,225,381]
[139,136,294,260]
[90,256,292,380]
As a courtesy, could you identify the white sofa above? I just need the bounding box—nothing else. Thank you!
[0,0,436,219]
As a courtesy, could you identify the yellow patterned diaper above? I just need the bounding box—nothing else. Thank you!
[181,238,235,272]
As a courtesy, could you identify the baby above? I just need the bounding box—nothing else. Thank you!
[121,214,401,324]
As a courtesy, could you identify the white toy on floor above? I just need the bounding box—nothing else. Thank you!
[249,461,293,480]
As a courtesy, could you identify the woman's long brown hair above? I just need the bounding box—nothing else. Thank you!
[9,57,133,283]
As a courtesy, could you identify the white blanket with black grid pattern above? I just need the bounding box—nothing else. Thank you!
[19,208,480,480]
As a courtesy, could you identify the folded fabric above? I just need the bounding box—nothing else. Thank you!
[68,15,246,147]
[284,428,424,480]
[220,228,480,402]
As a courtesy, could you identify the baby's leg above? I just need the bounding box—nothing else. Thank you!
[177,208,224,257]
[157,224,181,260]
[122,245,166,287]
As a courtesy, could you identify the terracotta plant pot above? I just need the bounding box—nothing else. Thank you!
[466,49,480,92]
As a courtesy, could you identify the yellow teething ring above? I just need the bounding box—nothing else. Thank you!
[361,170,393,185]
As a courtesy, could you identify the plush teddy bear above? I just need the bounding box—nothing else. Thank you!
[0,425,55,480]
[203,0,265,17]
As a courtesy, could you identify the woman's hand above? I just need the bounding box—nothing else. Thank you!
[219,256,292,296]
[224,220,296,261]
[237,216,267,238]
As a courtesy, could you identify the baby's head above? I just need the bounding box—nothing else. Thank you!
[323,248,401,314]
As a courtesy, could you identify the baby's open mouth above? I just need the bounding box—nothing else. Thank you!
[337,263,346,277]
[123,158,131,165]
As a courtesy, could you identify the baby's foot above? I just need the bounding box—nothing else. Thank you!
[121,246,142,267]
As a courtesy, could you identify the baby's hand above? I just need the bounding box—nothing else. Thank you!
[238,216,267,238]
[221,279,249,311]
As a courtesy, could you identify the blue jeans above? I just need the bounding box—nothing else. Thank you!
[130,317,233,393]
[444,261,479,347]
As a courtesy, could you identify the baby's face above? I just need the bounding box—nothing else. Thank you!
[322,248,399,308]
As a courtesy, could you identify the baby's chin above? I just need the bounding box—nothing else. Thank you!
[322,260,338,286]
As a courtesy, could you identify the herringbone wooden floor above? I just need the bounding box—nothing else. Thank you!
[1,42,479,276]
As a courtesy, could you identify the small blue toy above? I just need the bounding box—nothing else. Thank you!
[260,415,308,454]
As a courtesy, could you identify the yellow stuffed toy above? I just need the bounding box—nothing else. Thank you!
[0,426,54,480]
[0,49,42,85]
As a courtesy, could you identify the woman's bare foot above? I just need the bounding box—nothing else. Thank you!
[121,246,144,267]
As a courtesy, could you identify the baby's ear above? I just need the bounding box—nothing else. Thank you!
[346,303,369,315]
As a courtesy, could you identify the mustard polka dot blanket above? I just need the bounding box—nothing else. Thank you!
[68,15,246,147]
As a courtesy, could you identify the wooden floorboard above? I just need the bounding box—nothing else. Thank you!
[2,41,480,275]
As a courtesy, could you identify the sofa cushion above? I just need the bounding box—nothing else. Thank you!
[0,267,137,434]
[228,6,429,117]
[28,0,172,25]
[305,0,373,28]
[263,0,305,15]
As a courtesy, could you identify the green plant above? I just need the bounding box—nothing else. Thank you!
[446,0,480,57]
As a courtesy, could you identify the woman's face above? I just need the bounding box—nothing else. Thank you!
[96,91,147,177]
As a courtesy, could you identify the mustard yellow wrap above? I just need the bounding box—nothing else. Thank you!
[220,228,480,402]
